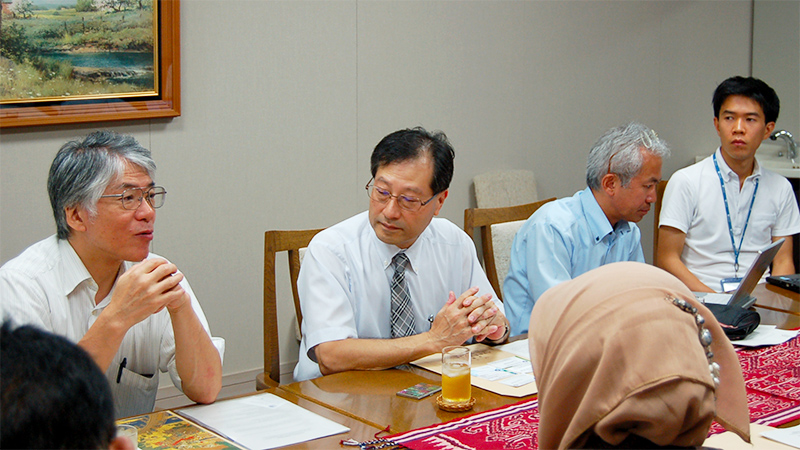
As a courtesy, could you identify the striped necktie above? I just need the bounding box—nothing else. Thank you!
[390,252,416,338]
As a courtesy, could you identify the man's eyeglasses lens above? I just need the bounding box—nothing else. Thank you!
[366,185,425,212]
[109,187,167,210]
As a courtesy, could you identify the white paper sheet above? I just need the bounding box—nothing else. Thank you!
[762,423,800,448]
[733,325,798,347]
[495,339,530,360]
[177,393,349,450]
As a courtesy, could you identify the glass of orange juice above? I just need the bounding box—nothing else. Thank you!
[441,346,471,404]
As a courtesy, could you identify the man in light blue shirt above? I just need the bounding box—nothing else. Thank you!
[504,122,671,335]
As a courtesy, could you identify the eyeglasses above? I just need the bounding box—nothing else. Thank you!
[365,181,437,212]
[100,186,167,210]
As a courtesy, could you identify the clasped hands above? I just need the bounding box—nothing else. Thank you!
[429,286,506,346]
[105,259,191,330]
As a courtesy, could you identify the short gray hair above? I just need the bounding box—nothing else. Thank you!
[586,122,670,190]
[48,131,156,240]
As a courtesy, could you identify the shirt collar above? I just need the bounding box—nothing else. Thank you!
[714,147,762,181]
[370,220,432,274]
[57,238,95,297]
[580,187,633,244]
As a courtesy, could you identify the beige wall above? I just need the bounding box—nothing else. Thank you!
[0,1,752,381]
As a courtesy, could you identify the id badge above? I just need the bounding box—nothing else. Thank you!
[720,277,742,293]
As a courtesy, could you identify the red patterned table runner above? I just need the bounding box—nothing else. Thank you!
[390,399,539,449]
[737,334,800,427]
[388,336,800,450]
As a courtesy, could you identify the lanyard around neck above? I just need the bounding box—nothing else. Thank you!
[713,152,759,276]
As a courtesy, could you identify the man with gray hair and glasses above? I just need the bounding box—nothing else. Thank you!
[503,122,671,336]
[0,131,223,418]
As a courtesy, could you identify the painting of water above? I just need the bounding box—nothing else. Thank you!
[0,0,158,103]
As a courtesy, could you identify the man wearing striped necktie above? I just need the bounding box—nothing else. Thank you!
[294,127,509,382]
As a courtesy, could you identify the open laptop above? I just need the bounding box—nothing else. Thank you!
[767,272,800,293]
[695,238,785,309]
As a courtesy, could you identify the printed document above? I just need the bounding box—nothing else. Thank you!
[178,392,349,449]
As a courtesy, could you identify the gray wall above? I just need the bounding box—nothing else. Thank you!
[0,1,752,381]
[753,0,799,134]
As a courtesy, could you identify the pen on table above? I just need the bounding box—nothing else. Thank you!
[117,357,127,383]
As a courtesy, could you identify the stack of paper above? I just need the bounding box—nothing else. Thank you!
[178,393,349,450]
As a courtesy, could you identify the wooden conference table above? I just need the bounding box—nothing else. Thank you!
[277,283,800,438]
[752,282,800,329]
[131,283,800,449]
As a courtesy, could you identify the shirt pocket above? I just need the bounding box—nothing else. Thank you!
[113,368,158,418]
[748,212,778,247]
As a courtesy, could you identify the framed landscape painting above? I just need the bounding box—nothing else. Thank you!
[0,0,179,128]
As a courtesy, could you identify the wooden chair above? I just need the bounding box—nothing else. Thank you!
[652,180,668,265]
[257,228,324,390]
[464,198,556,300]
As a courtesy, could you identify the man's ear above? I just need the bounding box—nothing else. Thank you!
[64,205,88,233]
[433,189,448,216]
[600,173,618,196]
[763,121,776,141]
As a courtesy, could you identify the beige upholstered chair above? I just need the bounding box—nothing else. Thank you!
[257,228,324,390]
[464,198,556,300]
[473,169,538,208]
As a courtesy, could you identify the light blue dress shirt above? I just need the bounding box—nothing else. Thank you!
[503,187,644,335]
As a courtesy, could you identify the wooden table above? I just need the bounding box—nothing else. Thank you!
[274,284,800,440]
[279,364,535,435]
[753,283,800,329]
[131,284,799,449]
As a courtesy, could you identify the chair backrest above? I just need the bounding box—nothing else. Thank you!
[464,198,556,300]
[652,180,668,264]
[262,228,324,388]
[473,169,538,208]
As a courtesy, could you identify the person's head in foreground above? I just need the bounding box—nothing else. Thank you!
[0,322,135,450]
[529,262,750,449]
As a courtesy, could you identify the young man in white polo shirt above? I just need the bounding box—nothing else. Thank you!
[657,76,800,292]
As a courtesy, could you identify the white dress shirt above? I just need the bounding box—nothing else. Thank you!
[0,235,224,418]
[294,211,500,381]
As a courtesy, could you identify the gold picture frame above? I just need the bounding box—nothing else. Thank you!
[0,0,180,128]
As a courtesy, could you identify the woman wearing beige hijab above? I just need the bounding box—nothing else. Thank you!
[529,262,750,449]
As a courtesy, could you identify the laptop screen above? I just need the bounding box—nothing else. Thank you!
[728,238,785,308]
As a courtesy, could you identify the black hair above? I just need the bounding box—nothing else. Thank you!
[1,322,116,449]
[370,127,455,195]
[712,76,780,124]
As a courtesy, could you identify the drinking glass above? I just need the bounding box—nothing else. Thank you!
[116,424,138,448]
[441,346,471,404]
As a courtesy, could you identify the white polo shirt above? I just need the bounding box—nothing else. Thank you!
[659,148,800,290]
